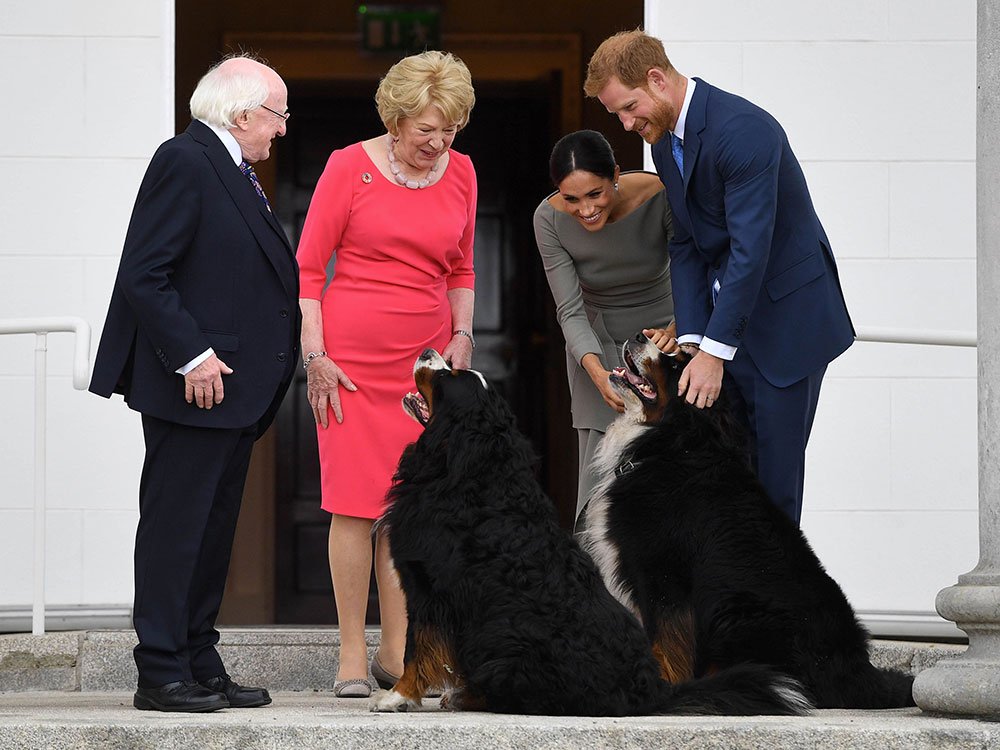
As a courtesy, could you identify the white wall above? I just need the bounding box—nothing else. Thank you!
[0,0,174,620]
[646,0,978,636]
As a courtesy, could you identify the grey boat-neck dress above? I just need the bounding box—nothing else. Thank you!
[533,178,674,525]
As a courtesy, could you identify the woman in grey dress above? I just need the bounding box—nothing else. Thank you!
[533,130,676,527]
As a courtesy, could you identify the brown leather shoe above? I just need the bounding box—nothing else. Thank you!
[199,674,272,708]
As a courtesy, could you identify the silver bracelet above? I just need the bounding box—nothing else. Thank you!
[303,351,326,370]
[452,329,476,349]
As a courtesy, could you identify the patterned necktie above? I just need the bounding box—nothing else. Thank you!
[670,133,684,176]
[239,160,272,212]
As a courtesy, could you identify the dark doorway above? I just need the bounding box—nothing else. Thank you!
[273,79,571,624]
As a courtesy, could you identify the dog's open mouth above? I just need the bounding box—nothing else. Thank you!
[610,344,657,401]
[402,391,431,426]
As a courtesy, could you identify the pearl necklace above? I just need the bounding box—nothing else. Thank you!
[386,135,441,189]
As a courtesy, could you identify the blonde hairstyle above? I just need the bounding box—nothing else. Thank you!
[584,29,674,98]
[189,54,271,128]
[375,50,476,135]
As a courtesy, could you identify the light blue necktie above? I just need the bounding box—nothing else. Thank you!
[670,133,684,176]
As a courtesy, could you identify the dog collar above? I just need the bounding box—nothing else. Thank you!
[615,459,638,478]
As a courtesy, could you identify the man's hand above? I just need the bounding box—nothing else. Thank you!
[678,350,724,409]
[184,354,233,409]
[306,357,357,428]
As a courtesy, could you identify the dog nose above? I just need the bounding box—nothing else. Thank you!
[419,348,437,360]
[634,332,647,343]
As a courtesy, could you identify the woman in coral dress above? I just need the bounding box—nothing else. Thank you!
[296,51,477,698]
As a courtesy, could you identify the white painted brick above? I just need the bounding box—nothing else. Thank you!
[655,43,744,94]
[0,38,87,157]
[889,162,975,259]
[0,157,147,256]
[82,510,137,604]
[801,510,979,612]
[0,257,87,320]
[888,0,976,41]
[0,511,33,603]
[0,0,163,38]
[0,378,34,508]
[84,38,168,159]
[837,258,975,331]
[802,161,889,260]
[0,509,82,605]
[805,379,892,512]
[650,0,888,41]
[891,379,978,511]
[827,340,977,379]
[45,510,84,604]
[48,389,143,511]
[743,42,975,162]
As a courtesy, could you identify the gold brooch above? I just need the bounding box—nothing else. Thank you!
[361,172,372,184]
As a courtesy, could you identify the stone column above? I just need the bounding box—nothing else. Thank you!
[911,0,1000,718]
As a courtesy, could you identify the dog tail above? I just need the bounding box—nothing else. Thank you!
[848,667,914,709]
[656,664,813,716]
[875,668,916,708]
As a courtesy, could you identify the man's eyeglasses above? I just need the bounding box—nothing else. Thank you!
[259,104,290,122]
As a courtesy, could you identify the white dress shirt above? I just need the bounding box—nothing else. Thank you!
[670,79,737,362]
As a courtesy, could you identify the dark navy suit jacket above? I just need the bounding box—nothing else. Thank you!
[652,79,854,387]
[90,120,300,432]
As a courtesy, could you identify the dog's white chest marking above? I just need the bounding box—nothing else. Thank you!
[581,416,650,622]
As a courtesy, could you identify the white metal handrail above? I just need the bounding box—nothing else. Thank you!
[855,327,976,348]
[0,316,91,636]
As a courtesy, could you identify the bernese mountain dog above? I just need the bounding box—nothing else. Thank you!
[370,348,811,716]
[581,333,915,709]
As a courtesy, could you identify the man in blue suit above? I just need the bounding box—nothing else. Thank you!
[585,30,854,525]
[91,56,300,711]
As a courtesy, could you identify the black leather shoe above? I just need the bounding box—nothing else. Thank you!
[134,680,230,712]
[200,674,272,708]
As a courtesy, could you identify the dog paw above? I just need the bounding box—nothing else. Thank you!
[370,689,418,712]
[439,689,454,711]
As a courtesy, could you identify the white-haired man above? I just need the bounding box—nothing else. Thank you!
[91,56,299,712]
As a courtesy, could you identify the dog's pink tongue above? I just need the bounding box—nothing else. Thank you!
[624,369,646,386]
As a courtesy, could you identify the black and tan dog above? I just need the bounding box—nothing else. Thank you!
[370,348,810,716]
[581,333,915,709]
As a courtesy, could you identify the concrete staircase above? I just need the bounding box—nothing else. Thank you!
[2,629,998,749]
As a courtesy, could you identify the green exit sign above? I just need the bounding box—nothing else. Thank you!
[359,5,441,54]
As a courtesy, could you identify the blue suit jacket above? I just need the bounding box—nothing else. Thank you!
[90,121,301,432]
[652,79,854,387]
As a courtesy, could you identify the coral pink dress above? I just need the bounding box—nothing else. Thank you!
[297,142,477,518]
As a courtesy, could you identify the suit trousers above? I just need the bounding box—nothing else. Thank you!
[133,414,256,688]
[723,351,826,526]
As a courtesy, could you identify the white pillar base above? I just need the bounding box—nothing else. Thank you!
[913,581,1000,717]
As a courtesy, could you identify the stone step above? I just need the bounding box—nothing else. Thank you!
[0,628,967,693]
[1,631,992,750]
[2,693,1000,750]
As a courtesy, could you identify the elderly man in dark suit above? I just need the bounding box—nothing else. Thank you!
[90,56,300,712]
[586,31,854,526]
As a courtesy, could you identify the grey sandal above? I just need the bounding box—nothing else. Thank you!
[334,678,373,698]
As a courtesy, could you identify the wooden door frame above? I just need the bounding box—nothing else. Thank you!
[218,31,582,624]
